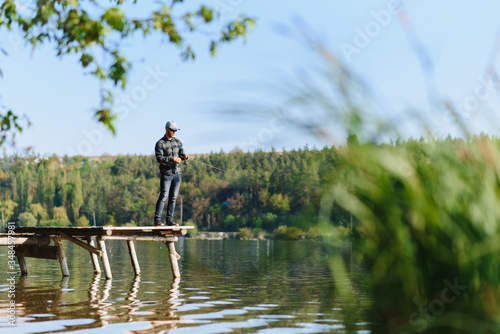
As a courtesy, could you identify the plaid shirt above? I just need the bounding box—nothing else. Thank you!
[155,136,186,175]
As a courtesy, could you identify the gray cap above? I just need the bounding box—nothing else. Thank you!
[165,120,180,131]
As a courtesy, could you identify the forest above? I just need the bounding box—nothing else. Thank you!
[0,143,351,238]
[1,134,492,240]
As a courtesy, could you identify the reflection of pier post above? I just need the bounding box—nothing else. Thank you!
[143,277,184,333]
[125,275,141,321]
[97,279,113,327]
[88,274,101,304]
[127,275,141,303]
[59,276,70,303]
[167,277,181,315]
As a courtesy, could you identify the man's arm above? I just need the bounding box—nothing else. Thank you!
[179,142,189,161]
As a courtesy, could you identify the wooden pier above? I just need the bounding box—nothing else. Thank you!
[0,226,193,279]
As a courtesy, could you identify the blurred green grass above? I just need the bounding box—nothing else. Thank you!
[323,136,500,333]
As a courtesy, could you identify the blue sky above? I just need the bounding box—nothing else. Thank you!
[2,0,500,156]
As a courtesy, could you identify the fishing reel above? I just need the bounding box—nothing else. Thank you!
[183,161,189,166]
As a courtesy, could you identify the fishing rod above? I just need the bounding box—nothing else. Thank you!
[184,159,237,176]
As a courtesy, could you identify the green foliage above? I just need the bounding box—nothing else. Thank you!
[0,1,256,139]
[53,206,69,220]
[185,221,198,237]
[29,203,49,221]
[285,226,305,240]
[269,193,290,214]
[0,110,30,147]
[238,227,253,240]
[107,214,116,226]
[320,137,500,332]
[274,225,306,240]
[306,226,321,240]
[18,212,37,227]
[237,227,267,240]
[40,218,70,227]
[125,220,137,227]
[0,148,348,230]
[252,228,267,240]
[75,215,90,227]
[0,198,17,222]
[261,212,279,231]
[70,170,84,222]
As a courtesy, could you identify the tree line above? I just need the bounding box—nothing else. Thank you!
[3,135,490,237]
[0,145,351,236]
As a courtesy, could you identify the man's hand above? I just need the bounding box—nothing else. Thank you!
[174,157,182,163]
[184,154,190,161]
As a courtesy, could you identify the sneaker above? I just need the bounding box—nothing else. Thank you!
[154,221,165,226]
[166,220,179,226]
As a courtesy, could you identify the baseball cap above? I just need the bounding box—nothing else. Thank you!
[165,120,180,131]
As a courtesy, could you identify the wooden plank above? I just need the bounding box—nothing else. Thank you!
[102,236,178,241]
[102,226,194,231]
[53,236,70,277]
[15,226,193,238]
[16,226,113,237]
[0,235,51,246]
[104,226,191,237]
[127,240,141,276]
[60,232,102,256]
[14,245,59,260]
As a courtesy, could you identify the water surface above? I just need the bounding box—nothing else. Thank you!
[0,239,371,333]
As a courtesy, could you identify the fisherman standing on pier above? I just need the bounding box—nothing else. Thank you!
[154,121,189,226]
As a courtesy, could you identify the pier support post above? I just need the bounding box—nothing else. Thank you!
[53,236,70,277]
[96,236,112,279]
[165,241,181,278]
[127,240,141,276]
[87,237,101,274]
[17,256,28,276]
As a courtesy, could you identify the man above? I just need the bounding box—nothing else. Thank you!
[154,120,189,226]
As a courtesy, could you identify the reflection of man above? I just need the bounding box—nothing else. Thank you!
[154,121,189,226]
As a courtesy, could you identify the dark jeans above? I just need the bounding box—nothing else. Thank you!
[154,172,182,223]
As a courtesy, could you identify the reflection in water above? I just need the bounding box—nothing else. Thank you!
[94,278,113,326]
[88,274,101,304]
[0,239,370,333]
[166,277,182,316]
[3,271,186,332]
[125,275,141,316]
[134,278,185,333]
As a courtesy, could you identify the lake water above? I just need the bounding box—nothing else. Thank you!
[0,239,371,333]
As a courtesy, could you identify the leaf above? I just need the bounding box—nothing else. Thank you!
[198,6,213,23]
[108,56,130,88]
[94,109,117,135]
[80,53,93,68]
[210,41,217,57]
[102,7,126,32]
